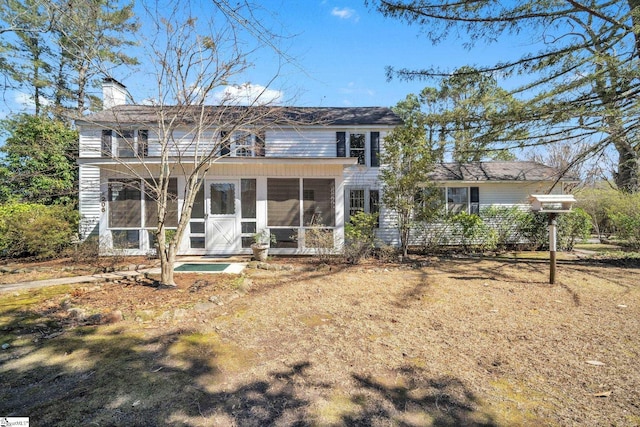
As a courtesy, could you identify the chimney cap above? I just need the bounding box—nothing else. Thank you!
[103,77,126,88]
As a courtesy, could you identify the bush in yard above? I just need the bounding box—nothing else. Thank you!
[0,202,78,259]
[305,227,336,264]
[606,192,640,249]
[557,208,592,250]
[515,210,549,250]
[480,206,529,250]
[449,212,497,252]
[344,211,378,264]
[575,186,621,240]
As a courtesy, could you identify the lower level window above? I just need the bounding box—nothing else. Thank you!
[347,188,380,227]
[271,228,298,248]
[446,186,480,215]
[112,230,139,249]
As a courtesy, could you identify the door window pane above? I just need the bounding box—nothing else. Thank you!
[267,178,300,227]
[211,183,235,215]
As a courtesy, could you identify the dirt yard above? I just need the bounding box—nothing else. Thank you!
[1,255,639,426]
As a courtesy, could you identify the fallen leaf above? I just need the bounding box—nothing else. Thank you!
[593,391,612,397]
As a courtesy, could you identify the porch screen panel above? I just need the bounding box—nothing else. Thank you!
[241,179,257,218]
[303,179,335,226]
[267,178,300,227]
[108,179,141,227]
[144,178,178,227]
[191,183,205,219]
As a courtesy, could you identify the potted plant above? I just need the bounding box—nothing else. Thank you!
[251,229,275,261]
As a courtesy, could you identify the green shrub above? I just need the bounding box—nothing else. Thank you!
[575,187,620,239]
[557,208,592,250]
[449,212,497,252]
[344,212,378,264]
[0,202,78,259]
[606,192,640,249]
[480,206,530,251]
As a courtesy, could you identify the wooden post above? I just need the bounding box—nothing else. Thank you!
[548,213,557,284]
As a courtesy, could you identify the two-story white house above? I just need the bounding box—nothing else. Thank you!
[77,79,573,256]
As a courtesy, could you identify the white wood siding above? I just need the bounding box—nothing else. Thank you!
[78,128,102,157]
[78,165,101,238]
[266,130,336,157]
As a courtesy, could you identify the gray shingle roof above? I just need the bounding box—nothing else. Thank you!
[77,105,403,126]
[429,161,579,182]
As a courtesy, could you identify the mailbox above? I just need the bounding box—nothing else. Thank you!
[528,194,576,213]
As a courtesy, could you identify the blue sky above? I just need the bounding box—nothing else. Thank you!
[1,0,537,114]
[118,0,537,109]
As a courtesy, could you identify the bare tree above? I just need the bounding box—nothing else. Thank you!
[90,1,294,286]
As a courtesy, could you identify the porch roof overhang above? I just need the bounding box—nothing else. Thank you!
[78,156,358,167]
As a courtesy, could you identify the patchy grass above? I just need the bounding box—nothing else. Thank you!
[0,256,639,426]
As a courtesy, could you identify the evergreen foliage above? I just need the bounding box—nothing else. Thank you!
[369,0,640,192]
[0,114,78,205]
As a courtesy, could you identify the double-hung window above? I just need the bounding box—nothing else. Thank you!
[336,131,381,167]
[101,129,149,158]
[444,186,480,215]
[219,131,265,157]
[346,188,380,227]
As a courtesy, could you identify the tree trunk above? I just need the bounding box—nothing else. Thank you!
[614,140,640,193]
[160,253,176,287]
[158,236,177,287]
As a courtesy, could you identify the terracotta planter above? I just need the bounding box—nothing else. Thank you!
[251,244,269,261]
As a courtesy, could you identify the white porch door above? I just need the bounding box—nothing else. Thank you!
[206,180,240,252]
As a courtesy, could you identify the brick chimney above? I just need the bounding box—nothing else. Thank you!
[102,78,127,109]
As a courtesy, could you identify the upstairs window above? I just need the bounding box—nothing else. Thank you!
[349,133,366,165]
[336,132,381,167]
[219,131,266,157]
[101,129,149,158]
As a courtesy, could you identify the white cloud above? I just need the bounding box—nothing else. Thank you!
[13,92,51,110]
[211,83,284,106]
[331,7,359,22]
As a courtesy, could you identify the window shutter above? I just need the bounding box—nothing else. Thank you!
[220,131,230,156]
[138,129,148,157]
[336,132,346,157]
[370,132,380,167]
[101,130,112,156]
[255,132,265,157]
[470,187,480,214]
